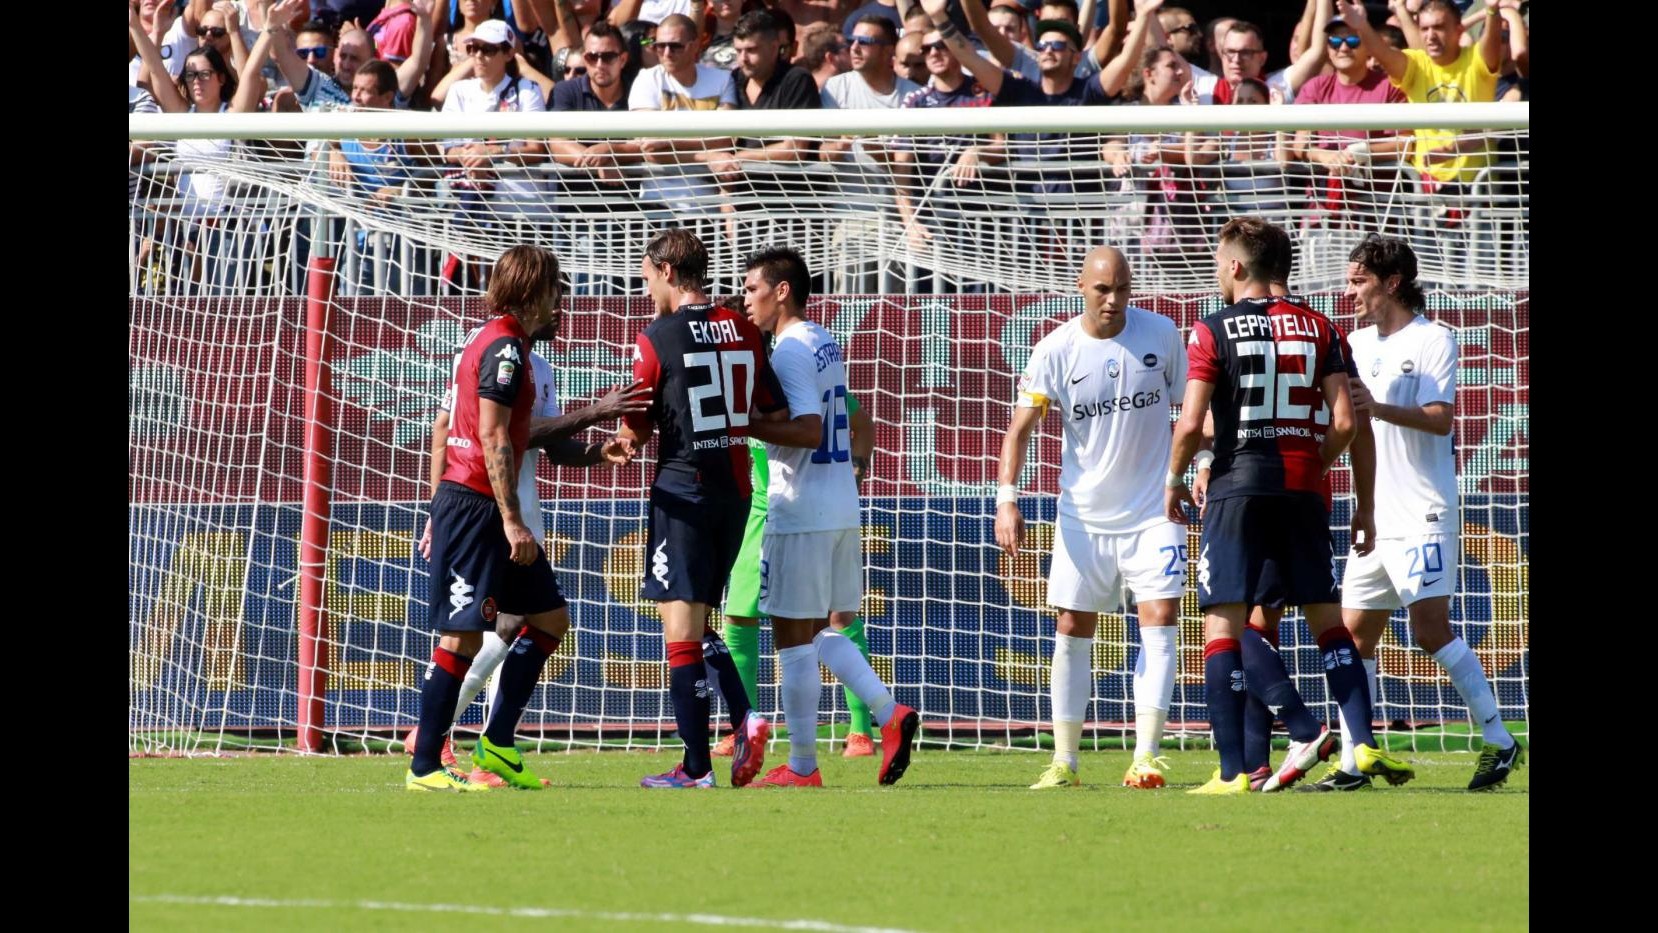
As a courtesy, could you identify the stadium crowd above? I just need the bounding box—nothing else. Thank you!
[127,0,1530,292]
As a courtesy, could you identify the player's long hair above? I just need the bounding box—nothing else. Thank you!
[1348,234,1427,312]
[646,228,709,291]
[488,245,563,318]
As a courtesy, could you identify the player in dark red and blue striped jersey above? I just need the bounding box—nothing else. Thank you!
[409,245,620,792]
[609,229,788,789]
[1165,218,1413,794]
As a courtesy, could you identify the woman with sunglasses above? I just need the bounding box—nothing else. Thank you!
[129,5,264,290]
[435,19,551,221]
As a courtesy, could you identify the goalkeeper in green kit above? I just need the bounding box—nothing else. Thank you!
[714,394,879,759]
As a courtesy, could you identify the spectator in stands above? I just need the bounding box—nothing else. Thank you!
[1337,0,1501,192]
[965,0,1124,84]
[438,19,552,218]
[294,18,339,82]
[893,21,999,250]
[700,0,744,69]
[778,0,862,29]
[1201,15,1234,76]
[1100,44,1208,264]
[1288,12,1408,180]
[262,0,437,112]
[131,0,209,88]
[333,61,420,205]
[1194,15,1325,104]
[841,0,903,38]
[819,15,920,163]
[639,0,695,26]
[629,14,736,215]
[924,0,1146,200]
[708,11,822,192]
[368,2,423,63]
[1494,0,1527,100]
[1208,77,1290,215]
[129,6,264,290]
[1156,5,1208,80]
[796,21,851,89]
[195,4,241,71]
[822,15,921,109]
[550,21,643,186]
[621,18,659,72]
[894,31,929,85]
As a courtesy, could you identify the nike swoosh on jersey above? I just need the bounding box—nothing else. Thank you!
[1070,375,1088,384]
[1421,578,1441,587]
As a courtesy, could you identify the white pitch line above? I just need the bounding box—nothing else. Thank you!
[130,894,927,933]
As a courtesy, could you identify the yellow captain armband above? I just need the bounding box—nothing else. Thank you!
[1017,392,1050,413]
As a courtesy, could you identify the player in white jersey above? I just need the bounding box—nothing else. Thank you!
[741,247,921,788]
[406,315,647,785]
[1304,235,1522,792]
[995,246,1189,791]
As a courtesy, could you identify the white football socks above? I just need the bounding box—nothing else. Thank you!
[814,628,897,727]
[779,644,820,776]
[451,631,510,732]
[1133,625,1177,759]
[1051,634,1092,771]
[1432,638,1513,747]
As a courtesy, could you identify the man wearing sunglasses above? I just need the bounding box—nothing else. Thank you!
[260,0,436,112]
[629,14,737,214]
[549,22,645,188]
[1288,13,1409,180]
[822,16,921,110]
[966,0,1124,87]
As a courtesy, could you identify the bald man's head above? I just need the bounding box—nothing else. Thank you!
[1078,246,1133,336]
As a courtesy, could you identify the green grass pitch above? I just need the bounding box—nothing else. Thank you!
[130,745,1528,931]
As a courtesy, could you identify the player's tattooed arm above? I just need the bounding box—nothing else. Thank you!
[479,398,537,564]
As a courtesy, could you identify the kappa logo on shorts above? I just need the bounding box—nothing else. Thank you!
[448,573,475,618]
[652,539,670,587]
[1196,544,1211,595]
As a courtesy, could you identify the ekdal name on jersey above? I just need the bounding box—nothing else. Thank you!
[1072,388,1161,420]
[688,319,742,344]
[1221,312,1324,341]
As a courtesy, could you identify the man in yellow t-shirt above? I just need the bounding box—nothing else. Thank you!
[1335,0,1503,185]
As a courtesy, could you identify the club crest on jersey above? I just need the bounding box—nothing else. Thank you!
[497,361,516,384]
[1371,359,1382,376]
[1401,359,1415,373]
[1106,360,1120,378]
[1142,353,1158,368]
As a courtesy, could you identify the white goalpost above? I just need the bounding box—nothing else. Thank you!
[128,103,1528,756]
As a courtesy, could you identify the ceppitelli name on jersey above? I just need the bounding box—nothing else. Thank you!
[1221,312,1324,341]
[1072,388,1162,420]
[688,319,742,344]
